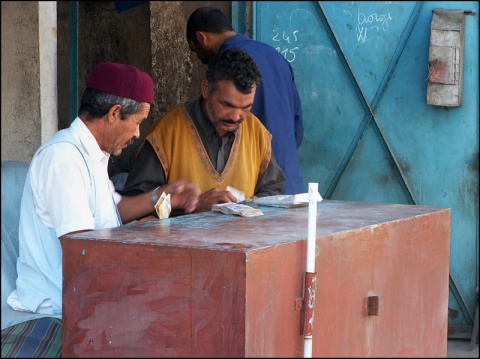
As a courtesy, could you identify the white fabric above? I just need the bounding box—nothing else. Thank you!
[30,118,119,236]
[9,117,121,315]
[7,290,53,315]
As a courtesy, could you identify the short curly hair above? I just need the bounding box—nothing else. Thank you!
[206,48,262,95]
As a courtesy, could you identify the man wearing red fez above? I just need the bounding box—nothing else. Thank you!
[4,62,200,356]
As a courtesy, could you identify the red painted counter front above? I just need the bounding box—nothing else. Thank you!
[61,200,450,357]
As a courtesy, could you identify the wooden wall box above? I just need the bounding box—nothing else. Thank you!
[61,200,450,357]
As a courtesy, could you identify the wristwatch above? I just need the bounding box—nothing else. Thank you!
[150,186,161,207]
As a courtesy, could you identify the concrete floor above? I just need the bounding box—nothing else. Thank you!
[447,339,479,358]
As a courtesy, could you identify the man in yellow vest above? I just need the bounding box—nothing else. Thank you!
[122,48,286,214]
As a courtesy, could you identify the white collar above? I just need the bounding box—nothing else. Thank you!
[70,117,110,164]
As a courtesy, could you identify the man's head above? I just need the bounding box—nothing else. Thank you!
[202,48,262,138]
[186,7,235,64]
[79,62,154,156]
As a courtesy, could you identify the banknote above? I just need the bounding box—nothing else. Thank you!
[252,192,323,208]
[154,192,171,219]
[226,185,245,202]
[212,202,263,217]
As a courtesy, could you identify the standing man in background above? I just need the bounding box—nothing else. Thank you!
[186,6,305,195]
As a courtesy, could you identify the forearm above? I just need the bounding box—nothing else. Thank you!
[119,180,201,222]
[254,155,286,197]
[117,191,156,224]
[295,113,304,148]
[293,84,304,148]
[121,142,166,196]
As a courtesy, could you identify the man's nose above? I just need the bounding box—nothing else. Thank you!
[231,109,244,122]
[133,126,140,139]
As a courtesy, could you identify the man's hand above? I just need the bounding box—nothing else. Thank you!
[194,188,237,213]
[138,215,158,222]
[162,180,200,214]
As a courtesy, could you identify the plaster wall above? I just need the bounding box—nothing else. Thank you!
[1,1,42,162]
[2,1,230,171]
[56,1,230,175]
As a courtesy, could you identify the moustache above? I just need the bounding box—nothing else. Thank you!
[220,119,238,124]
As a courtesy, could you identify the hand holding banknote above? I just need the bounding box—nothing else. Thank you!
[194,188,237,213]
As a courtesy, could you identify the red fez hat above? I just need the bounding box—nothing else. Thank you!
[85,62,154,103]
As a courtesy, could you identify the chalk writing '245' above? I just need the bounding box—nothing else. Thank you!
[272,29,300,63]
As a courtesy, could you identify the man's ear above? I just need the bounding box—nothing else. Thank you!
[201,78,210,99]
[107,104,122,124]
[196,31,209,46]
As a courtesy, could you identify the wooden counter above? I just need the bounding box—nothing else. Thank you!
[61,200,450,357]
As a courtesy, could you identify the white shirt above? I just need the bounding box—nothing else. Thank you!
[30,118,121,235]
[8,117,121,315]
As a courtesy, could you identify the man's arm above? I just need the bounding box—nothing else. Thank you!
[119,141,200,220]
[121,141,165,196]
[292,73,304,149]
[253,152,286,197]
[118,180,200,222]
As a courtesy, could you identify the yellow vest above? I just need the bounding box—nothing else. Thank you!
[144,106,272,198]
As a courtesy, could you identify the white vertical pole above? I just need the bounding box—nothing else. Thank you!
[306,183,318,273]
[304,335,313,358]
[304,182,318,358]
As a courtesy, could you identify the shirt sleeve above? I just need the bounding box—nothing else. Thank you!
[31,143,94,237]
[254,151,286,197]
[121,141,166,196]
[291,66,304,149]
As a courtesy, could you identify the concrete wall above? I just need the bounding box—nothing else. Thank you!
[57,1,154,175]
[56,1,231,176]
[2,1,230,172]
[1,1,42,162]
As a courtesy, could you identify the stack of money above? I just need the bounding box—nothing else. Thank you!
[155,192,171,219]
[212,202,263,217]
[252,192,323,208]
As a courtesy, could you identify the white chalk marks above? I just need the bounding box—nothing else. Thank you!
[271,9,318,63]
[344,7,392,43]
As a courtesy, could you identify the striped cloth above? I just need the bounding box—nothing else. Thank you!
[1,317,62,358]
